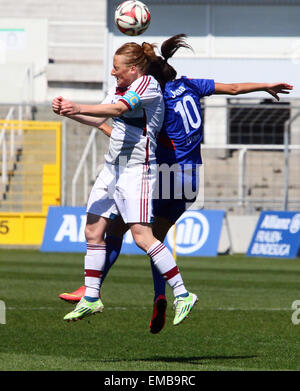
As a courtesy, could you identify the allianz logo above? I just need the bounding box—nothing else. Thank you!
[260,214,300,234]
[124,211,210,254]
[166,211,210,254]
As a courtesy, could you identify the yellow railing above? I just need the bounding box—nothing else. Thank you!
[0,120,61,245]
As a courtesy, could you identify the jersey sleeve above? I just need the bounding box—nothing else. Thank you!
[119,76,161,111]
[190,78,215,98]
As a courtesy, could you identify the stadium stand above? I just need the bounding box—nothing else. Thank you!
[0,120,61,213]
[0,0,106,102]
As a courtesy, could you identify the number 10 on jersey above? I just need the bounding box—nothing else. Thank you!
[174,95,201,134]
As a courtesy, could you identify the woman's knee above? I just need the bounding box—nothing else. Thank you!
[131,232,145,249]
[85,224,103,242]
[84,214,107,243]
[130,223,155,251]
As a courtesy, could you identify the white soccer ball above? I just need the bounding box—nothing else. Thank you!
[115,1,151,36]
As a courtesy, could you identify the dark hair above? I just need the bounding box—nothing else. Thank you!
[146,34,193,89]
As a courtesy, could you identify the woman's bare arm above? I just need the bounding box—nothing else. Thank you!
[214,82,293,101]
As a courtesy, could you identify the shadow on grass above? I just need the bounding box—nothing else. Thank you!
[91,355,258,365]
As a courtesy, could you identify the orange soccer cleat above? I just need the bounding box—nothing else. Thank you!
[149,294,167,334]
[59,286,86,304]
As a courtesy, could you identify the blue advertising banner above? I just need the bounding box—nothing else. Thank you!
[246,211,300,258]
[41,207,87,252]
[41,207,225,257]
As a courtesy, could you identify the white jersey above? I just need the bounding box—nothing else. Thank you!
[103,75,164,165]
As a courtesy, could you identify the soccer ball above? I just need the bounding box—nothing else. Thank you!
[115,1,151,36]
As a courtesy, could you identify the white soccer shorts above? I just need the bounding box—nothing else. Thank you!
[86,162,156,224]
[86,163,118,219]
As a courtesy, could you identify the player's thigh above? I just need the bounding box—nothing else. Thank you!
[106,215,129,239]
[152,216,173,242]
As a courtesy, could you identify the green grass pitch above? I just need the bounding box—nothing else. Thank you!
[0,249,300,371]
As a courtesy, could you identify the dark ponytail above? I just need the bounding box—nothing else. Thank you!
[146,34,193,89]
[161,34,192,62]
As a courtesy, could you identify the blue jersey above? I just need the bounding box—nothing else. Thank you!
[156,77,215,165]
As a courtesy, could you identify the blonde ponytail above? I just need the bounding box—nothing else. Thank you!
[115,41,158,74]
[141,42,158,62]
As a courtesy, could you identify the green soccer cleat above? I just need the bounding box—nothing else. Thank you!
[63,297,104,322]
[173,292,198,326]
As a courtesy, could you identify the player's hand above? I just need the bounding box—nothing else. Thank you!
[52,96,63,115]
[60,100,81,115]
[266,83,293,101]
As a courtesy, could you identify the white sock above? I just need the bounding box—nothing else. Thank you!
[84,243,106,298]
[147,241,187,297]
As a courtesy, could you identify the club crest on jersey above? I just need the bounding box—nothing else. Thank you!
[170,86,186,98]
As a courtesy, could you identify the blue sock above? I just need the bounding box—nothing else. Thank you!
[176,292,189,298]
[100,235,123,286]
[84,296,99,302]
[150,258,166,301]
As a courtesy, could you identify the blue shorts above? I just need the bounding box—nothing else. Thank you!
[153,164,200,224]
[153,198,188,224]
